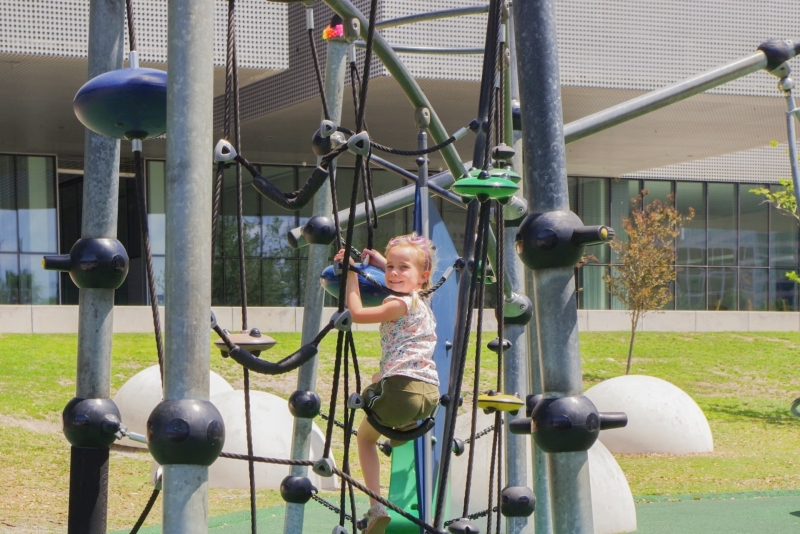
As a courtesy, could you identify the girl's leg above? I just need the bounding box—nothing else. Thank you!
[357,417,383,506]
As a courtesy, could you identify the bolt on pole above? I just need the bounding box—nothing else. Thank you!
[513,0,594,532]
[161,1,215,532]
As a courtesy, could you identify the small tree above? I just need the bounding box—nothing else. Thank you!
[750,177,800,282]
[604,190,694,375]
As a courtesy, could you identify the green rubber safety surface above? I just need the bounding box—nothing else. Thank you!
[635,491,800,534]
[114,490,800,533]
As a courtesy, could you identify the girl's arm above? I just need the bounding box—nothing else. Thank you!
[345,270,406,324]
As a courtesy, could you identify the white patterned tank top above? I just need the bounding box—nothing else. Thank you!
[378,294,439,386]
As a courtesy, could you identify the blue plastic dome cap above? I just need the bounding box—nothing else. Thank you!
[73,67,167,141]
[319,264,390,308]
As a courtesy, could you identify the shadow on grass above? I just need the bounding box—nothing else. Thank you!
[703,404,796,425]
[790,511,800,518]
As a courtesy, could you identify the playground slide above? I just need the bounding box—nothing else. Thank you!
[386,198,459,533]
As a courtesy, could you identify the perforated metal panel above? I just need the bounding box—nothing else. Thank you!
[622,143,799,184]
[0,0,288,70]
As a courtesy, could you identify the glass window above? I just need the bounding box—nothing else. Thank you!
[738,184,768,267]
[0,253,18,304]
[152,256,165,305]
[738,268,769,311]
[770,269,798,311]
[676,182,705,265]
[16,156,56,253]
[20,253,58,304]
[643,180,672,206]
[577,264,608,309]
[577,178,609,263]
[610,179,640,263]
[260,165,297,258]
[676,266,706,310]
[147,161,166,255]
[707,183,736,266]
[769,183,798,268]
[263,258,300,306]
[0,156,17,252]
[707,267,737,310]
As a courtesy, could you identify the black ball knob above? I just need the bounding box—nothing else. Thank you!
[311,129,332,157]
[62,397,122,448]
[301,216,337,246]
[280,476,317,504]
[500,486,535,517]
[288,390,322,419]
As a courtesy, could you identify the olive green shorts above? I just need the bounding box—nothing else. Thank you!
[362,375,440,430]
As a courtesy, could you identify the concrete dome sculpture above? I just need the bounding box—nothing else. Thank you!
[450,408,636,534]
[113,365,234,448]
[207,389,336,491]
[585,375,713,454]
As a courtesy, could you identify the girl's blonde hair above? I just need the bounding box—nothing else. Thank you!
[384,233,437,312]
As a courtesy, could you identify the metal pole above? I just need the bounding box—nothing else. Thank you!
[67,2,124,532]
[323,0,467,180]
[502,9,538,534]
[161,1,215,532]
[284,31,349,534]
[352,43,484,55]
[563,52,769,144]
[375,5,489,30]
[783,87,800,208]
[513,0,593,533]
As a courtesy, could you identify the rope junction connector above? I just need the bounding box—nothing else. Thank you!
[347,131,371,156]
[43,238,129,289]
[320,119,338,138]
[500,486,536,517]
[447,518,481,534]
[313,457,336,478]
[280,475,317,504]
[331,526,348,534]
[502,292,533,325]
[213,139,237,163]
[346,392,365,410]
[332,309,353,332]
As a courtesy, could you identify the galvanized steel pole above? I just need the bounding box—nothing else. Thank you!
[502,9,537,534]
[513,0,594,532]
[284,32,349,534]
[161,1,215,532]
[68,1,124,532]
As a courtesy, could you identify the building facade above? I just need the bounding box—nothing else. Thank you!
[1,0,799,311]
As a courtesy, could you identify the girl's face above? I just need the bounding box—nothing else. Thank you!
[384,246,429,294]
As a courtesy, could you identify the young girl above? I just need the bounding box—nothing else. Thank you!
[332,234,440,534]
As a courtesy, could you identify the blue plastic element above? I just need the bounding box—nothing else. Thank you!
[389,197,458,533]
[73,68,167,140]
[319,264,389,307]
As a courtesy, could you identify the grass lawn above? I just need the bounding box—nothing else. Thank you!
[1,331,799,531]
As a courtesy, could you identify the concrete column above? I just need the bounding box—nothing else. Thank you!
[161,1,215,532]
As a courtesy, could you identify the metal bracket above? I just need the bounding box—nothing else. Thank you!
[344,18,361,43]
[414,107,431,130]
[503,195,528,221]
[213,139,237,163]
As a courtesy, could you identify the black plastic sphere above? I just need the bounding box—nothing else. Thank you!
[62,397,122,448]
[500,486,535,517]
[147,399,225,466]
[301,216,337,246]
[288,390,321,419]
[531,396,601,453]
[311,129,332,157]
[515,210,585,271]
[280,476,316,504]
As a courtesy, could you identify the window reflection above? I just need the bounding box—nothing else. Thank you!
[708,267,737,310]
[738,268,768,311]
[707,183,737,266]
[676,182,705,265]
[676,267,706,310]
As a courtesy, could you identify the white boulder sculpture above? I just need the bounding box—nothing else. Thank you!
[449,407,636,534]
[113,365,234,448]
[585,375,713,454]
[207,389,336,491]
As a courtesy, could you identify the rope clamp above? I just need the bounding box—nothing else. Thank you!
[312,457,335,478]
[320,120,337,138]
[346,392,365,410]
[213,139,237,163]
[332,309,352,332]
[347,131,371,157]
